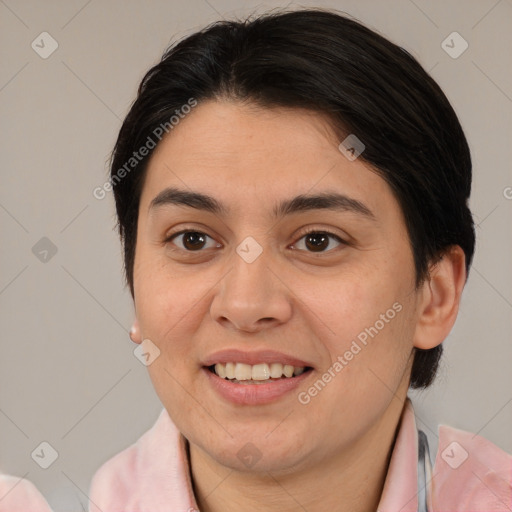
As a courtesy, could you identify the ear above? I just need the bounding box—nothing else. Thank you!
[413,246,467,350]
[129,318,142,344]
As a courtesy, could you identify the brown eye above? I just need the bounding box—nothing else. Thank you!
[167,231,219,251]
[293,230,345,253]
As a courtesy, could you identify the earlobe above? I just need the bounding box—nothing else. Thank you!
[413,246,467,350]
[129,318,142,344]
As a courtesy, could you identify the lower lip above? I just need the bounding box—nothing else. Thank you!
[202,367,313,405]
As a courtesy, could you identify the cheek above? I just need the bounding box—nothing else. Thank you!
[291,262,417,403]
[133,253,197,366]
[135,244,191,322]
[292,262,410,344]
[135,259,205,415]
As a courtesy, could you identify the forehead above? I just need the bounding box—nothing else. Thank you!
[139,100,399,222]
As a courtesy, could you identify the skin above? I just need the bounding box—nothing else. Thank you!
[130,100,466,512]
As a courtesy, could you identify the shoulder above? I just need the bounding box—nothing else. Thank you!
[88,408,188,512]
[432,424,512,511]
[88,409,166,511]
[0,474,52,512]
[88,433,143,511]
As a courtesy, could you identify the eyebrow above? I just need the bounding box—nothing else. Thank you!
[149,186,375,220]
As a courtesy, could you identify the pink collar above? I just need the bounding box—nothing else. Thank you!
[377,399,420,511]
[378,398,512,511]
[87,397,511,511]
[6,398,510,511]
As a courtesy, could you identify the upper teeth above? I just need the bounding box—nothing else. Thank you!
[214,362,306,380]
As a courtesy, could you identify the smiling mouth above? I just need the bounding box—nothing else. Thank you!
[206,362,313,384]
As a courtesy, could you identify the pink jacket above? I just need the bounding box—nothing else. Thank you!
[2,399,511,511]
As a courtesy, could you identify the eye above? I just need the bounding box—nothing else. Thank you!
[164,228,347,254]
[165,230,220,252]
[291,229,346,253]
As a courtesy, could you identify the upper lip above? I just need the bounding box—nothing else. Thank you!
[202,349,313,368]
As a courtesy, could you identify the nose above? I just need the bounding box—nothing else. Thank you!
[209,245,293,334]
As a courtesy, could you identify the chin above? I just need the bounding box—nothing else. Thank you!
[200,429,310,473]
[216,446,307,475]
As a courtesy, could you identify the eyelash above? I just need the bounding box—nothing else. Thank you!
[163,227,347,254]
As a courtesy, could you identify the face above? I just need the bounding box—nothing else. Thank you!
[133,100,423,474]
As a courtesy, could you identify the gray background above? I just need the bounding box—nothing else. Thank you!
[1,0,511,510]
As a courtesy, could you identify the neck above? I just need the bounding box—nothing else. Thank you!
[189,398,407,512]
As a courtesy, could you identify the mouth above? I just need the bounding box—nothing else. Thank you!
[201,350,315,404]
[205,362,314,384]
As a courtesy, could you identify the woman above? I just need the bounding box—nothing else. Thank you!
[3,7,510,512]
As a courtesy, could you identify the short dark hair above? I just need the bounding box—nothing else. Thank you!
[109,8,475,389]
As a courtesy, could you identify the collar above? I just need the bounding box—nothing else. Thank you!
[129,399,422,511]
[377,398,420,511]
[88,397,512,511]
